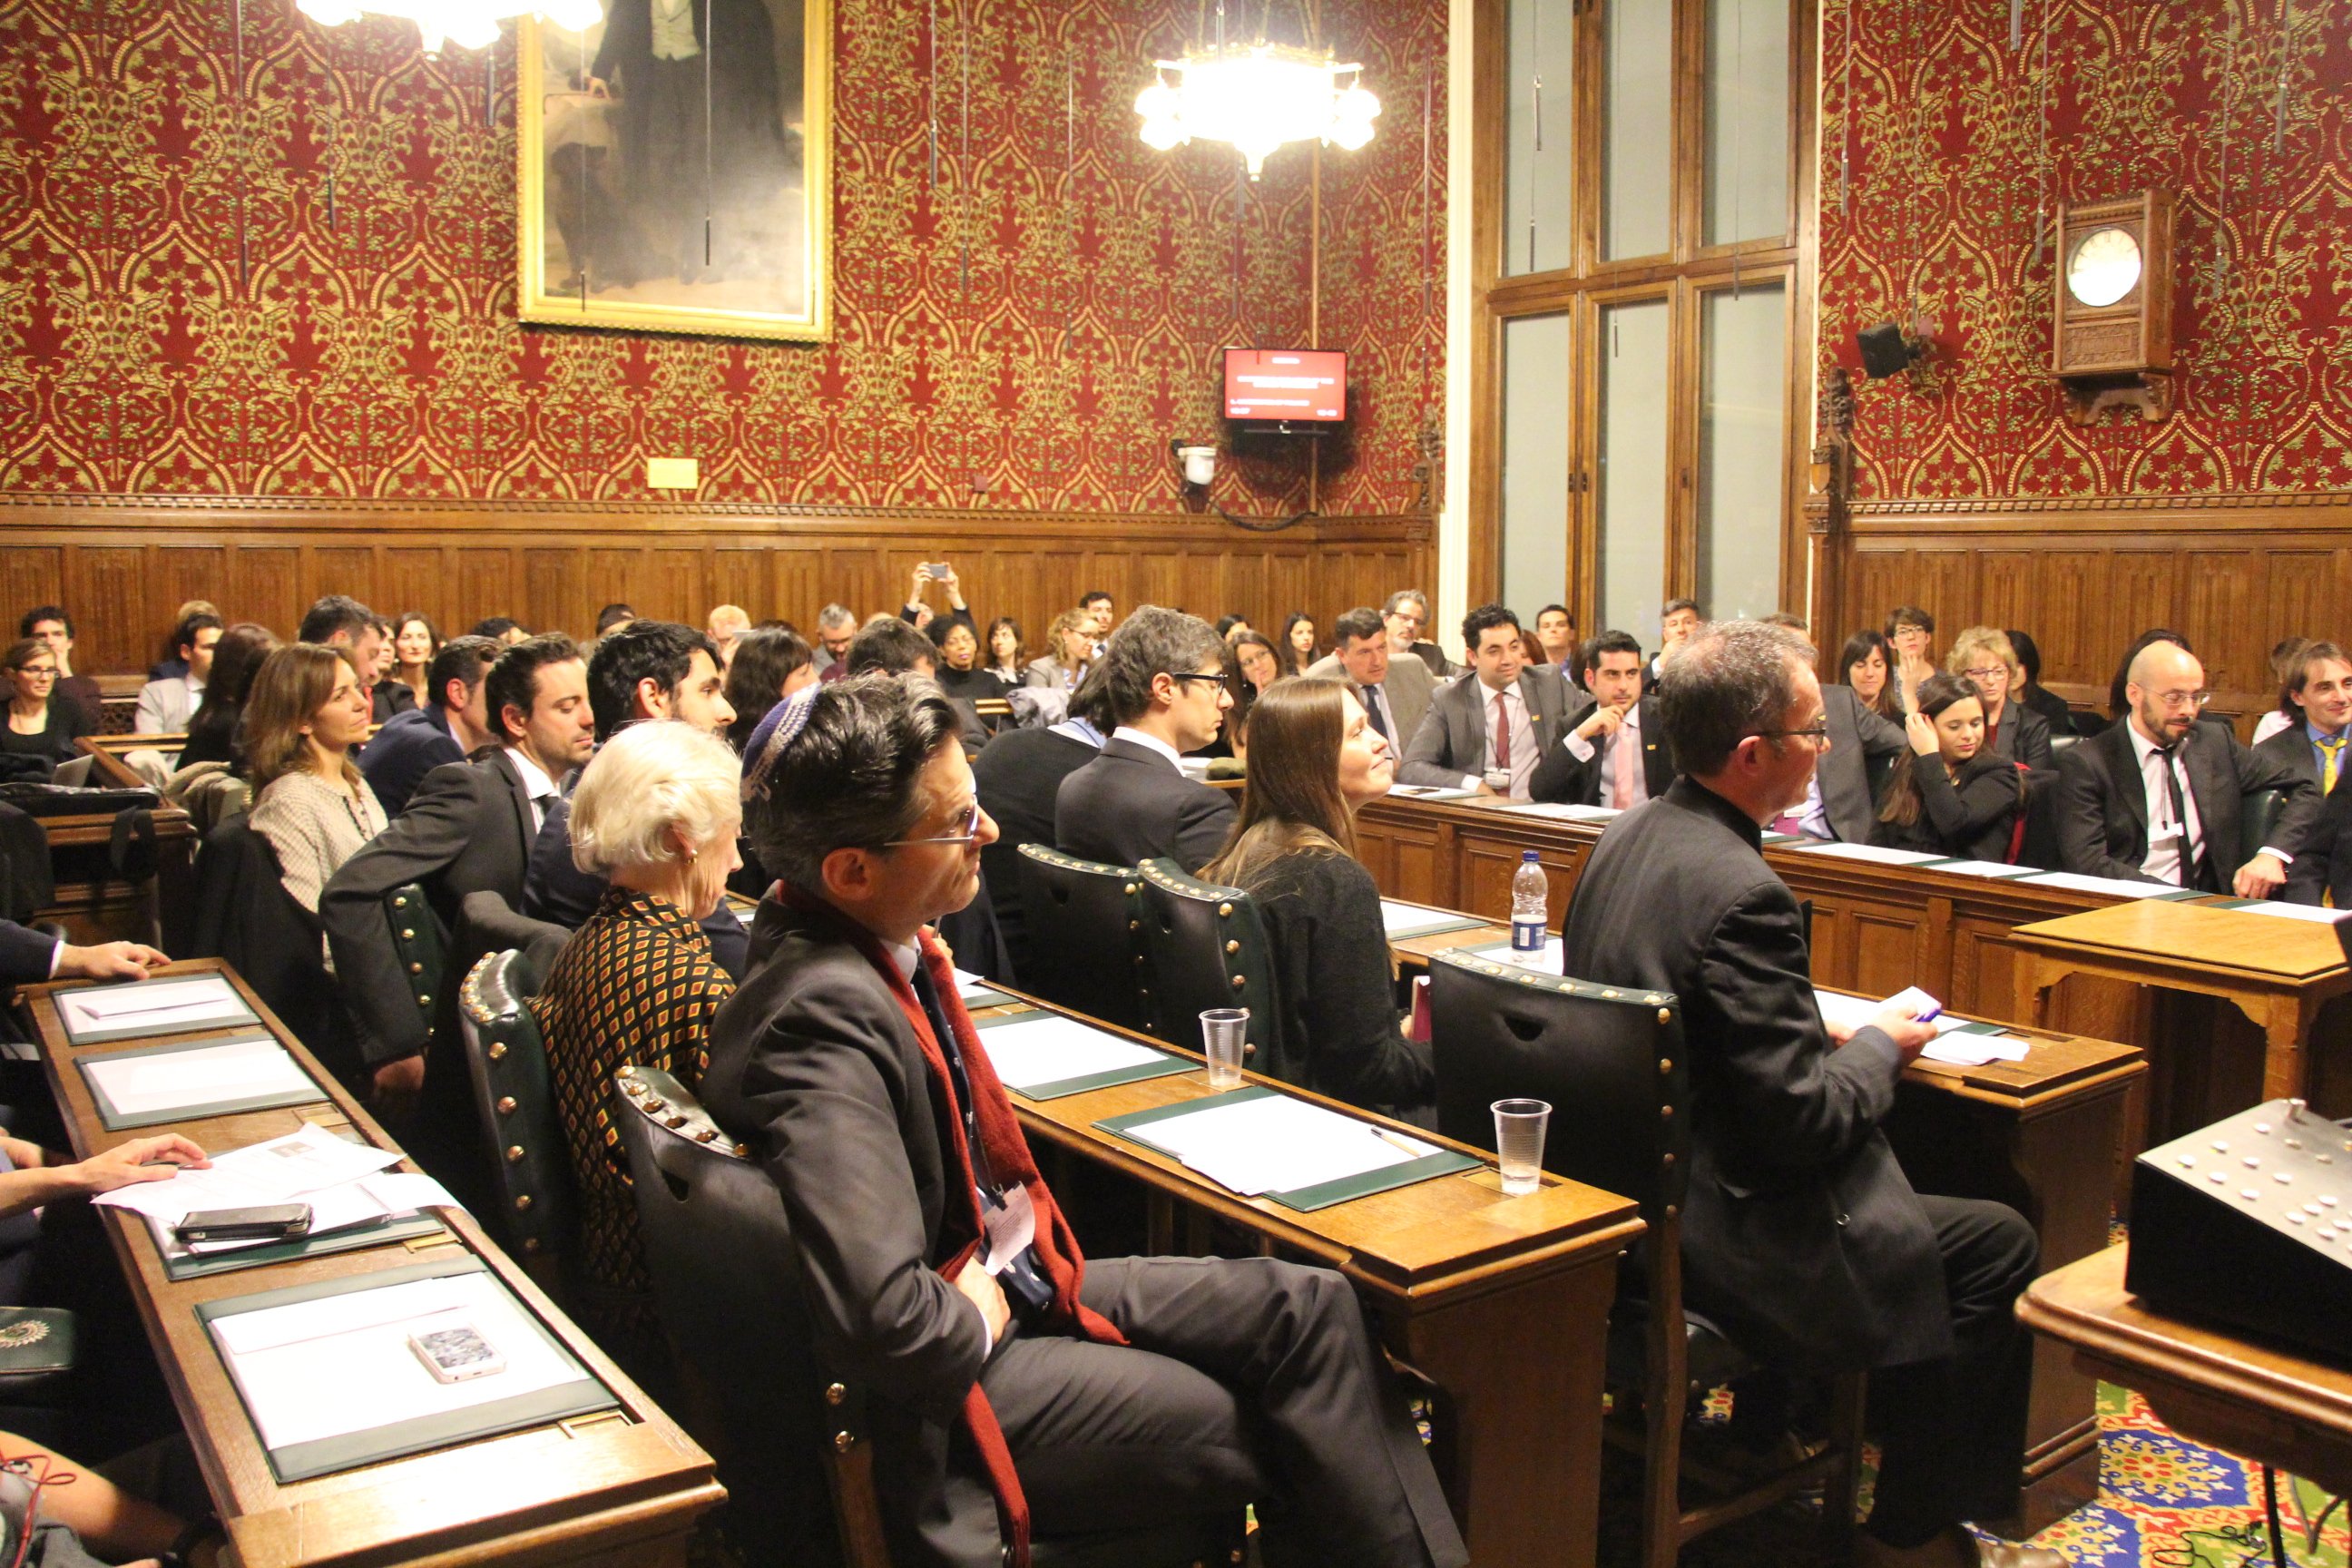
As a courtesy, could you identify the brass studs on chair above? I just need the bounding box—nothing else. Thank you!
[416,995,431,1007]
[1224,939,1239,955]
[1230,975,1245,989]
[694,1127,718,1143]
[833,1431,855,1453]
[401,928,415,940]
[665,1113,688,1130]
[644,1097,667,1112]
[523,1237,541,1252]
[489,1042,507,1061]
[1658,1057,1672,1074]
[826,1382,847,1406]
[733,1142,751,1158]
[1661,1105,1673,1120]
[408,962,423,975]
[1657,1007,1671,1025]
[394,896,408,908]
[496,1096,516,1115]
[1123,883,1139,896]
[1217,902,1232,917]
[506,1144,524,1162]
[515,1194,533,1211]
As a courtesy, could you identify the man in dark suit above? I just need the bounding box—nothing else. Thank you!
[1381,589,1460,680]
[704,677,1465,1568]
[1396,603,1569,798]
[2056,640,2318,897]
[359,636,500,820]
[524,621,750,979]
[972,688,1109,977]
[322,634,595,1113]
[1642,597,1704,694]
[2253,640,2352,792]
[1054,607,1236,873]
[1305,606,1438,751]
[1781,646,1908,841]
[1531,630,1677,808]
[1559,620,2053,1568]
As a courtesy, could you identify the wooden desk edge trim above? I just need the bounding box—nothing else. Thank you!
[2019,1286,2352,1438]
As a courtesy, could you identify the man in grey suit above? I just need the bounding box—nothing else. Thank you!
[1396,603,1569,798]
[1306,606,1437,752]
[1786,681,1908,842]
[2252,640,2352,792]
[1560,620,2053,1568]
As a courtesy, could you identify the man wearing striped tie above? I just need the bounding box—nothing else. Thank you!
[2272,642,2352,906]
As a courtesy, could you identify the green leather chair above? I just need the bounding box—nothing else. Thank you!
[1014,843,1155,1034]
[387,882,446,1028]
[456,948,574,1298]
[1132,858,1286,1081]
[2241,786,2288,866]
[612,1068,1245,1568]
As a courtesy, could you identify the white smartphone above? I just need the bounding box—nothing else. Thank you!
[407,1323,506,1384]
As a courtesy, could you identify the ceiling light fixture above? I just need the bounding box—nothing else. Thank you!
[1135,40,1378,180]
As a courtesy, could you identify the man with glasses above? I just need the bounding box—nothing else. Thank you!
[1561,620,2056,1568]
[814,603,859,682]
[1382,589,1459,679]
[2058,639,2317,896]
[1054,606,1235,873]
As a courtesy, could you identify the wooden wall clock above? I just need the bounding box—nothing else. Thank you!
[2051,190,2174,425]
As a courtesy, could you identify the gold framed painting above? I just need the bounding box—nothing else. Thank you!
[516,0,831,340]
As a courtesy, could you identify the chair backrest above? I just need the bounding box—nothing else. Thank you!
[2240,786,2286,865]
[2015,769,2065,871]
[2048,730,2082,757]
[613,1067,862,1568]
[187,815,349,1084]
[1132,858,1285,1075]
[456,890,571,997]
[387,882,446,1024]
[456,949,575,1293]
[1426,949,1688,1222]
[1014,843,1153,1032]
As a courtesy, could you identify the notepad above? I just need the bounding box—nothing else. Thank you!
[1379,901,1489,939]
[1812,989,2028,1065]
[77,1035,326,1130]
[972,1012,1191,1099]
[1922,859,2041,879]
[1113,1093,1433,1196]
[1812,988,1965,1038]
[1499,802,1621,822]
[162,1171,456,1259]
[55,975,260,1044]
[1790,841,1949,867]
[2014,872,2203,900]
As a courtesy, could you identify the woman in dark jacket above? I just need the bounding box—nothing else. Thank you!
[1870,672,2025,863]
[1200,678,1434,1122]
[0,639,83,768]
[176,622,280,772]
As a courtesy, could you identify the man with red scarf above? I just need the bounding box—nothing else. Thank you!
[703,677,1465,1568]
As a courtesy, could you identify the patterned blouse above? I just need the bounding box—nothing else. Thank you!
[530,886,734,1340]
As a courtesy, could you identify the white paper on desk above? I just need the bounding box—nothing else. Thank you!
[1462,937,1566,972]
[165,1172,459,1257]
[977,1014,1167,1092]
[953,967,1012,1004]
[1919,1034,2031,1067]
[1387,784,1481,801]
[1138,1096,1437,1197]
[93,1122,401,1224]
[82,1037,312,1118]
[209,1272,578,1451]
[2221,900,2352,925]
[1789,841,1949,867]
[1499,801,1621,821]
[1811,989,1966,1038]
[59,975,249,1032]
[2014,871,2190,899]
[1379,900,1471,936]
[1924,859,2040,879]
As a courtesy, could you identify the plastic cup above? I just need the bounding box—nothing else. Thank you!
[1200,1008,1250,1090]
[1492,1098,1551,1195]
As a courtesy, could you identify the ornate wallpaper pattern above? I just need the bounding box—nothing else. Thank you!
[1819,0,2352,502]
[0,0,1443,513]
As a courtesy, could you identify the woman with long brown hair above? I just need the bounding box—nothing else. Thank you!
[244,644,387,949]
[1200,678,1435,1120]
[1870,671,2025,862]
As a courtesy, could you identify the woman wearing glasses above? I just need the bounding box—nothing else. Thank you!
[0,639,86,769]
[1871,672,2026,862]
[1945,626,2052,770]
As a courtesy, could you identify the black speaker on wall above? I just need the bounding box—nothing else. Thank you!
[1856,321,1921,379]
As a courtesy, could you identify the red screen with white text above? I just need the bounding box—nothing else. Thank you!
[1223,348,1347,422]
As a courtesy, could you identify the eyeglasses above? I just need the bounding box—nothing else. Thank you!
[1165,671,1225,688]
[1749,723,1830,745]
[1963,665,2010,682]
[10,665,55,680]
[2150,690,2212,711]
[885,800,985,848]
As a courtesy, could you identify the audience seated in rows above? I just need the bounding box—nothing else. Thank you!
[706,603,750,671]
[1307,605,1436,747]
[1200,678,1435,1121]
[1843,628,1902,722]
[1382,588,1459,680]
[971,680,1108,977]
[929,614,1004,704]
[1886,605,1937,713]
[2249,637,2312,746]
[1397,603,1570,799]
[2253,640,2352,793]
[981,616,1025,686]
[812,603,858,681]
[1054,606,1235,874]
[175,622,280,774]
[245,644,389,966]
[1789,632,1907,842]
[1871,672,2027,862]
[1022,608,1095,693]
[1532,603,1578,671]
[720,623,817,754]
[472,615,530,647]
[2006,629,2077,739]
[359,635,500,819]
[16,608,101,732]
[1,639,86,769]
[146,597,216,681]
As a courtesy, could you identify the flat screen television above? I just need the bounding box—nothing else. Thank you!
[1222,348,1348,426]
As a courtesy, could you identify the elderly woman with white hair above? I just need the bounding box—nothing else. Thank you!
[529,719,742,1367]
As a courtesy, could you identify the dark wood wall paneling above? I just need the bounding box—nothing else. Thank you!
[1829,495,2352,731]
[0,499,1432,677]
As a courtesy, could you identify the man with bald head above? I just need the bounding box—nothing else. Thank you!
[2056,638,2318,895]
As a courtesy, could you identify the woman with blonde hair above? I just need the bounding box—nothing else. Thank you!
[530,720,740,1371]
[245,644,387,940]
[1945,625,2052,769]
[1024,608,1095,692]
[1200,678,1434,1121]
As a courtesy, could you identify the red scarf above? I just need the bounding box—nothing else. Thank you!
[776,884,1123,1565]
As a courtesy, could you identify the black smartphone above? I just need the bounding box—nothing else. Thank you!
[172,1203,312,1243]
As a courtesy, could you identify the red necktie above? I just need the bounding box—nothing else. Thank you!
[1492,693,1511,772]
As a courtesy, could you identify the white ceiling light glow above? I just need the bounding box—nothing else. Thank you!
[1135,41,1379,180]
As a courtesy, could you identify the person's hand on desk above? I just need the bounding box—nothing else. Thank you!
[2233,851,2289,899]
[1825,1006,1938,1065]
[371,1054,426,1118]
[955,1255,1011,1348]
[1574,702,1630,741]
[55,941,169,982]
[66,1134,210,1195]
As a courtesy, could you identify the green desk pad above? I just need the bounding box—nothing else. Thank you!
[972,1009,1194,1100]
[1094,1085,1479,1212]
[53,977,261,1046]
[77,1034,329,1132]
[161,1212,447,1282]
[196,1255,616,1484]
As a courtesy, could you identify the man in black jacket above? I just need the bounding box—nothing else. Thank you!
[2056,640,2318,896]
[359,636,500,820]
[1054,607,1235,873]
[1531,631,1676,808]
[322,634,594,1113]
[703,677,1465,1568]
[971,686,1110,977]
[1559,620,2053,1568]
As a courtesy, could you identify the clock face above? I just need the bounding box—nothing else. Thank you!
[2066,226,2143,309]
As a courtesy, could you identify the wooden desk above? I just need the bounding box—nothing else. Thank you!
[2013,900,2351,1117]
[12,740,198,952]
[969,984,1645,1568]
[2018,1245,2352,1499]
[24,960,724,1567]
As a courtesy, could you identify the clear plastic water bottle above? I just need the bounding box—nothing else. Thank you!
[1510,850,1549,965]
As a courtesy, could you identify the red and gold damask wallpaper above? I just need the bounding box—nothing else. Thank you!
[1819,0,2352,502]
[0,0,1444,514]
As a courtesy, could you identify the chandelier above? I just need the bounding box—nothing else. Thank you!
[295,0,602,57]
[1135,41,1379,180]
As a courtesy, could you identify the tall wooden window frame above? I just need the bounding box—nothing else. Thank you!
[1467,0,1820,632]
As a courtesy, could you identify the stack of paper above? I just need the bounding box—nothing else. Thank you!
[1126,1095,1439,1198]
[93,1123,456,1255]
[2218,900,2351,926]
[1790,842,1949,867]
[953,968,1015,1010]
[1501,802,1621,822]
[2015,871,2197,899]
[1925,860,2040,879]
[1812,989,2030,1067]
[1379,901,1485,939]
[82,1037,318,1123]
[57,975,258,1043]
[1387,784,1482,801]
[975,1014,1171,1094]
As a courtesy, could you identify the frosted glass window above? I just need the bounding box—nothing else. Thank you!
[1505,0,1576,276]
[1595,299,1671,645]
[1501,314,1573,617]
[1696,284,1787,620]
[1602,0,1672,261]
[1704,0,1791,246]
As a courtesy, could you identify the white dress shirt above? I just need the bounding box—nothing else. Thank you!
[1560,701,1650,808]
[2126,722,2205,886]
[505,747,562,835]
[1458,681,1535,799]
